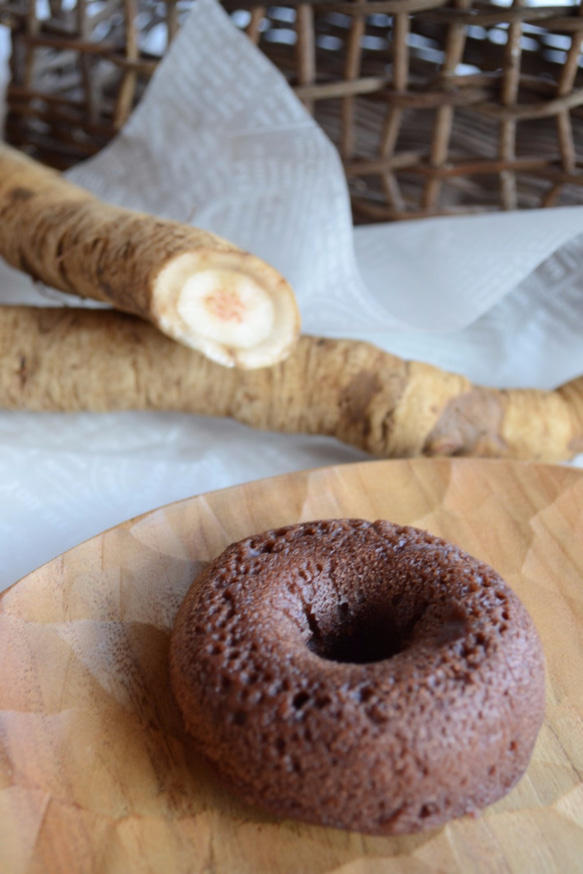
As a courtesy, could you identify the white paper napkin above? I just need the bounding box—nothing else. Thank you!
[0,0,582,590]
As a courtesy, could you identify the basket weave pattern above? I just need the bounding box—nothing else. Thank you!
[2,0,583,220]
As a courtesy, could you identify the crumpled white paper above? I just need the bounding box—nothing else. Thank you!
[0,0,582,590]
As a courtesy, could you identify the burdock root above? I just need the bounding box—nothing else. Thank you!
[1,305,582,462]
[0,144,300,369]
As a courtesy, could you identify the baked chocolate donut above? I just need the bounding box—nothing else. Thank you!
[170,519,545,835]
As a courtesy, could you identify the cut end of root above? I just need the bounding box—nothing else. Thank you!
[152,250,301,368]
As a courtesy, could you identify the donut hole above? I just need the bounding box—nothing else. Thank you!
[307,606,420,665]
[304,584,471,665]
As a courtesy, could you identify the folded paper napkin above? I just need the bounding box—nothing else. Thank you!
[0,0,582,589]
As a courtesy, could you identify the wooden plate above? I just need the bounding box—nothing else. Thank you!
[1,458,582,873]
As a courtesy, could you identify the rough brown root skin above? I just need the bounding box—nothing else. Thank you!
[1,306,582,463]
[0,144,300,368]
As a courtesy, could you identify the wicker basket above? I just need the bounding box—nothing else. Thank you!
[1,0,582,221]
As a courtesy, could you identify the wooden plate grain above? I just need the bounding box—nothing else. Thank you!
[0,458,582,874]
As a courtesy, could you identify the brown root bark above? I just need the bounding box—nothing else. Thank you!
[1,305,582,463]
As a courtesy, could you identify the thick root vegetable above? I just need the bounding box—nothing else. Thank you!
[0,144,300,369]
[1,305,583,463]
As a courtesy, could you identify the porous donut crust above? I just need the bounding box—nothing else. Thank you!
[169,519,545,835]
